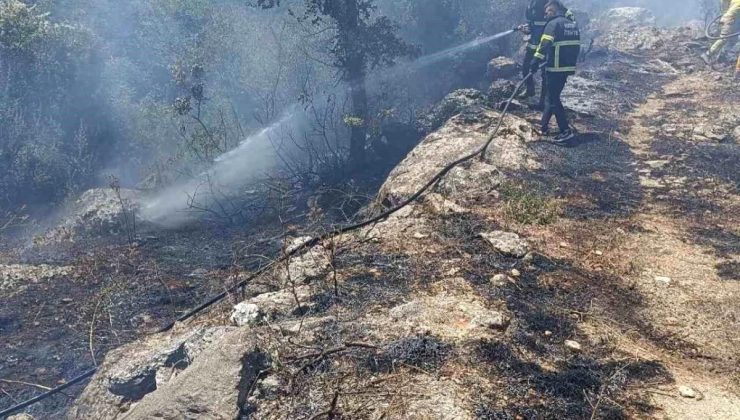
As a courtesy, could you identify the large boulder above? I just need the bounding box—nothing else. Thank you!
[68,327,268,419]
[379,109,538,206]
[419,89,489,133]
[37,188,142,244]
[486,56,518,80]
[488,79,519,104]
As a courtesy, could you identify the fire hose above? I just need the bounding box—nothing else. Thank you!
[0,67,537,419]
[705,13,740,40]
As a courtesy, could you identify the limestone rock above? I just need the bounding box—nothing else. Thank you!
[8,414,35,420]
[654,276,672,285]
[230,302,263,327]
[423,193,468,215]
[593,8,656,33]
[68,327,264,419]
[486,56,518,80]
[732,125,740,143]
[565,340,583,352]
[378,110,536,206]
[488,79,518,103]
[490,274,509,286]
[472,311,511,331]
[0,264,74,297]
[422,89,488,132]
[277,236,331,284]
[679,385,697,398]
[39,188,142,244]
[247,286,313,320]
[390,301,424,321]
[480,231,529,258]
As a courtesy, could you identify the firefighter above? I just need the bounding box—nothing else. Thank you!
[531,0,580,143]
[519,0,549,103]
[702,0,740,64]
[519,1,576,108]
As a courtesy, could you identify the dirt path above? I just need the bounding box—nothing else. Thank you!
[616,72,739,419]
[520,63,739,418]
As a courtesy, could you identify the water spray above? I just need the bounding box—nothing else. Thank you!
[141,29,519,225]
[405,29,517,70]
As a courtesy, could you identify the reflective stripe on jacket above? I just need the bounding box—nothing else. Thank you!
[534,14,581,74]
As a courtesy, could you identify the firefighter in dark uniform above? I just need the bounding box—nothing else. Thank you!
[531,0,580,143]
[520,0,549,103]
[520,1,576,108]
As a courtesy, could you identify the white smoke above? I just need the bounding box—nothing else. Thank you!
[140,106,309,227]
[139,28,521,228]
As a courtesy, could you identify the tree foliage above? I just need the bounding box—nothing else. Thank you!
[256,0,417,167]
[0,0,99,208]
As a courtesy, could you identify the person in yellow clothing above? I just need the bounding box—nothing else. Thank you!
[702,0,740,63]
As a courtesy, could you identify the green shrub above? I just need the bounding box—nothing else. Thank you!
[500,181,560,226]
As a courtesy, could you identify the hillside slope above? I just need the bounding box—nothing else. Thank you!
[4,8,738,420]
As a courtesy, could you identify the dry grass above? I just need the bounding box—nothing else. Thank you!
[499,181,560,226]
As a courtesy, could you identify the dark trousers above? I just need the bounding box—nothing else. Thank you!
[522,47,545,105]
[542,72,570,133]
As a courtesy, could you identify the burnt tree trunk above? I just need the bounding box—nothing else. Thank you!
[347,59,368,170]
[330,0,368,170]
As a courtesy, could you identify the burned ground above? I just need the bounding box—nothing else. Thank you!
[2,11,740,420]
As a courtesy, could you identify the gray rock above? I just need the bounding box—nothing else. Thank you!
[230,302,263,327]
[69,327,266,419]
[247,286,313,320]
[424,89,488,132]
[277,236,331,284]
[486,56,518,80]
[654,276,672,285]
[594,8,656,33]
[389,301,424,321]
[565,340,583,352]
[8,414,35,420]
[378,110,536,206]
[480,231,529,258]
[679,385,697,398]
[490,274,509,286]
[487,79,518,103]
[473,311,511,331]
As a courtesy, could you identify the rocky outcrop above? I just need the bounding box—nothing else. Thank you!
[0,264,75,297]
[68,327,264,419]
[588,7,703,54]
[379,108,538,206]
[592,7,656,33]
[70,86,541,419]
[38,188,141,244]
[486,56,518,80]
[275,237,331,285]
[418,89,489,133]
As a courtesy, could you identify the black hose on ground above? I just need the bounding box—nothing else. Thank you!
[705,13,740,40]
[0,71,537,419]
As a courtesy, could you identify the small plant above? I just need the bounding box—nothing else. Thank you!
[108,176,137,246]
[500,181,559,225]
